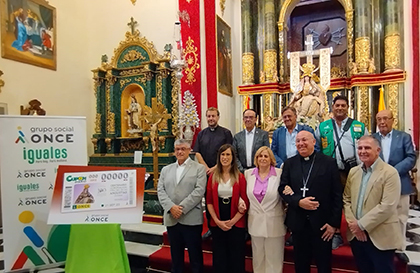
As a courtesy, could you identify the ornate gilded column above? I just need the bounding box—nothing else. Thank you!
[357,86,370,132]
[277,22,286,83]
[263,0,277,82]
[354,0,372,73]
[387,84,399,128]
[384,0,402,72]
[241,0,254,85]
[345,10,354,66]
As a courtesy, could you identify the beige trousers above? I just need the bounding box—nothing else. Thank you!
[251,236,285,273]
[397,194,410,251]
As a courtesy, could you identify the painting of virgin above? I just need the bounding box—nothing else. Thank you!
[1,0,56,70]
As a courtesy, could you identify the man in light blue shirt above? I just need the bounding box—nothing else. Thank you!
[344,135,401,273]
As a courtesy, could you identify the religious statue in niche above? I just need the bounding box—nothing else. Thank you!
[125,94,142,134]
[289,63,325,126]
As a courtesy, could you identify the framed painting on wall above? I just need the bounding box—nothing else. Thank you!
[216,15,232,97]
[1,0,56,70]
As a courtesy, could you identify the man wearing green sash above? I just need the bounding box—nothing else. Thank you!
[315,95,367,250]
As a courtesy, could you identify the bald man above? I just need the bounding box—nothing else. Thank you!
[373,110,416,262]
[279,130,342,273]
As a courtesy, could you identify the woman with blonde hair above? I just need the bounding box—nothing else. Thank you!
[206,144,249,273]
[245,146,286,273]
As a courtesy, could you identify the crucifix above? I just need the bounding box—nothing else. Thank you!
[127,17,138,35]
[288,34,333,94]
[141,98,171,189]
[301,186,309,197]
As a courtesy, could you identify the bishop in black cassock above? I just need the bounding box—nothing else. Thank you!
[278,130,342,273]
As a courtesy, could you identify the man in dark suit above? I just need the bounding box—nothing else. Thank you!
[279,130,343,273]
[271,106,317,168]
[373,109,417,262]
[233,109,270,173]
[157,139,207,273]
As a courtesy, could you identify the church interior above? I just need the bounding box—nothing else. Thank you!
[0,0,420,272]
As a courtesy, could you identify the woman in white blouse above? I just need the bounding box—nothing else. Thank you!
[244,146,286,273]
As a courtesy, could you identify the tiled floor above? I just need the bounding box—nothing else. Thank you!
[407,209,420,269]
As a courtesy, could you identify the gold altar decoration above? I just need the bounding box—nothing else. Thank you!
[183,36,200,85]
[384,33,401,72]
[264,50,277,83]
[388,83,399,128]
[130,0,136,5]
[95,113,101,134]
[121,50,146,63]
[0,70,4,92]
[345,10,354,64]
[110,31,159,68]
[357,86,370,132]
[105,72,116,134]
[142,98,172,188]
[220,0,226,16]
[171,71,180,138]
[242,53,254,84]
[278,28,285,83]
[262,94,272,127]
[355,37,370,74]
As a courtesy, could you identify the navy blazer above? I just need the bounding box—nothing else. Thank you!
[373,130,417,195]
[271,124,318,168]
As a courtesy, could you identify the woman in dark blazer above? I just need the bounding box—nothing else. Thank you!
[206,144,249,273]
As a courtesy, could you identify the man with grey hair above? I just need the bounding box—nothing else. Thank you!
[344,135,401,273]
[157,139,207,273]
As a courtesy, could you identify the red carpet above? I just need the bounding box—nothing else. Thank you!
[148,214,407,272]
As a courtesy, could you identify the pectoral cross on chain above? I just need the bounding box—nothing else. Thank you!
[301,186,309,197]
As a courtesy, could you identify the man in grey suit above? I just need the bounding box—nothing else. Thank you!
[157,139,207,273]
[373,109,417,262]
[233,109,270,173]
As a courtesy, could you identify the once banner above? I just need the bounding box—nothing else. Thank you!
[48,166,145,224]
[0,116,87,272]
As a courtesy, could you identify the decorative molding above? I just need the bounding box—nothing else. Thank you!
[120,50,146,63]
[95,113,101,134]
[0,70,4,92]
[357,86,370,132]
[388,83,399,128]
[355,37,370,74]
[170,71,180,138]
[220,0,226,16]
[263,49,277,83]
[242,53,254,84]
[384,33,401,72]
[345,10,354,64]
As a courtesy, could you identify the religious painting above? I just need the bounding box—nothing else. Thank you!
[1,0,56,70]
[216,15,232,97]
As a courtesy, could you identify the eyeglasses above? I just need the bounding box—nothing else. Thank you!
[376,117,393,122]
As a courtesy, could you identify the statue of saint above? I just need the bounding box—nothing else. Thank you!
[75,184,95,204]
[289,63,325,124]
[294,75,324,121]
[126,94,142,131]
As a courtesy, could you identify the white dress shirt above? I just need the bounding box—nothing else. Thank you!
[176,157,191,184]
[285,124,299,158]
[245,127,256,167]
[380,130,393,163]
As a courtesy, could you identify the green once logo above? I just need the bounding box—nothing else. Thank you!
[66,176,87,182]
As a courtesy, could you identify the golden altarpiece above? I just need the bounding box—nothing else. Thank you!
[238,0,406,133]
[89,22,179,215]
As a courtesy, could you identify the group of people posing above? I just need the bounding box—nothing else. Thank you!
[157,95,416,273]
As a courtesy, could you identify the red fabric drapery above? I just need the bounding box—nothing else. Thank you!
[179,0,202,145]
[204,0,218,109]
[412,0,419,149]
